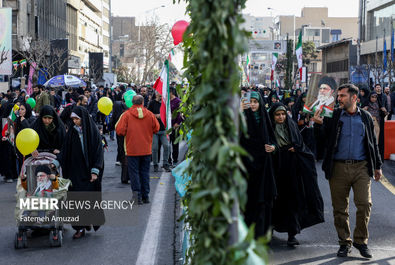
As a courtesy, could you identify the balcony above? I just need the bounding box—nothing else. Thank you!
[3,0,19,10]
[82,0,101,13]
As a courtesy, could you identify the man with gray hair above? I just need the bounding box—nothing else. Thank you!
[116,95,159,204]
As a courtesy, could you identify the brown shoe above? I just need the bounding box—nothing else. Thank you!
[72,229,85,239]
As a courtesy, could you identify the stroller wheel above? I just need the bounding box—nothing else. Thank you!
[49,230,62,247]
[14,232,25,249]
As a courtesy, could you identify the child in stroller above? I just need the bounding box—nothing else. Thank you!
[20,165,59,220]
[15,152,70,249]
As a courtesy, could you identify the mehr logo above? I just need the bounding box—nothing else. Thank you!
[19,198,59,210]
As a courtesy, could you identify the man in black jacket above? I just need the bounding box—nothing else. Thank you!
[313,83,382,259]
[109,98,129,183]
[148,91,170,172]
[84,88,98,121]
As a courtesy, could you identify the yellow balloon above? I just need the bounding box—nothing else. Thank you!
[98,96,113,116]
[16,128,40,156]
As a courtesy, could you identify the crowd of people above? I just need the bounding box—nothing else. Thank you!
[0,82,183,239]
[240,78,385,259]
[0,76,391,257]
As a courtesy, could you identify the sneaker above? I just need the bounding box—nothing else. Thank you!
[353,243,372,259]
[72,229,85,239]
[153,165,159,172]
[137,197,143,205]
[130,191,139,204]
[115,161,121,166]
[5,179,13,183]
[142,197,150,204]
[337,245,352,257]
[163,165,171,172]
[287,235,299,247]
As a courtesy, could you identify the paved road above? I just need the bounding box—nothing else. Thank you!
[0,138,181,265]
[269,161,395,265]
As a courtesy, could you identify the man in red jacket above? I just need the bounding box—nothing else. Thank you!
[116,95,159,204]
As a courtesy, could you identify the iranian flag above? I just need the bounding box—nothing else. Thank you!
[9,104,19,122]
[153,60,172,130]
[295,30,303,80]
[271,53,278,81]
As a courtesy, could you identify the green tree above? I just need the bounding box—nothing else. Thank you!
[302,41,318,65]
[175,0,268,264]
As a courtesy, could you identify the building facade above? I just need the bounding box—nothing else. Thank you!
[358,0,395,86]
[319,39,358,85]
[3,0,67,51]
[275,7,358,47]
[66,0,110,75]
[242,14,274,40]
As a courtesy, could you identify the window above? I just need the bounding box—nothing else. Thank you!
[103,35,109,46]
[103,22,109,32]
[67,5,78,51]
[327,59,348,73]
[307,29,320,37]
[330,29,341,43]
[369,6,394,40]
[322,29,330,43]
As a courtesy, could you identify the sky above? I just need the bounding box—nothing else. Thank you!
[110,0,359,70]
[111,0,360,24]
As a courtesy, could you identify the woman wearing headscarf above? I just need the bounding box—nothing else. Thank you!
[32,105,66,154]
[268,102,324,246]
[358,86,370,107]
[15,102,35,135]
[363,91,386,144]
[240,91,277,238]
[53,106,105,239]
[14,102,36,172]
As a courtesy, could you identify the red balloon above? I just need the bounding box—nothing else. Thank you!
[171,20,190,45]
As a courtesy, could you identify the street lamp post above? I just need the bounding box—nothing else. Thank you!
[137,5,166,42]
[136,5,165,83]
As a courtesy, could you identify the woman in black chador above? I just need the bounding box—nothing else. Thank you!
[54,106,105,239]
[268,102,324,246]
[240,91,277,238]
[32,105,66,154]
[15,102,36,172]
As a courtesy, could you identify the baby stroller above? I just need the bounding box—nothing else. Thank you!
[14,152,71,249]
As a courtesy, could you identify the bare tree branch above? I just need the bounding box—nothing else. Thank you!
[0,46,10,65]
[16,36,70,79]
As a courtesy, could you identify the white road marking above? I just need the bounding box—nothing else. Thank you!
[135,170,171,265]
[294,244,395,251]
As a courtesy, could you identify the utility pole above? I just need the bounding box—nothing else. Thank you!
[375,35,378,84]
[357,0,363,66]
[384,28,386,85]
[390,19,393,87]
[109,0,113,73]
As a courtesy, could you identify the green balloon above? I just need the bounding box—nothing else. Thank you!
[26,98,36,109]
[124,90,136,108]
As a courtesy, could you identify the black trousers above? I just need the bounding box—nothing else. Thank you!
[116,135,124,163]
[168,130,179,164]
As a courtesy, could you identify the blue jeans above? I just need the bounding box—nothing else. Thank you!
[127,155,151,198]
[152,131,170,167]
